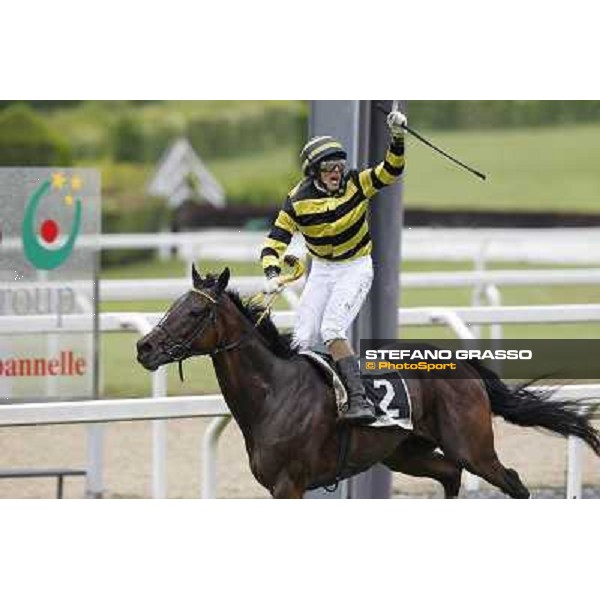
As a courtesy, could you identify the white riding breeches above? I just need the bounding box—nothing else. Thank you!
[293,255,374,350]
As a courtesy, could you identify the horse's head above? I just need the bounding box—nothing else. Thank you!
[136,265,230,371]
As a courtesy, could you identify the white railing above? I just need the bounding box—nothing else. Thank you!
[0,395,227,425]
[1,305,600,498]
[3,303,600,335]
[0,386,596,499]
[0,393,232,500]
[4,227,600,264]
[0,393,230,499]
[90,267,600,302]
[96,226,600,264]
[401,227,600,264]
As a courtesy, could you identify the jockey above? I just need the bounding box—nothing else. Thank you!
[260,110,407,424]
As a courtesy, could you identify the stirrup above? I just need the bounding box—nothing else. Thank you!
[338,400,377,425]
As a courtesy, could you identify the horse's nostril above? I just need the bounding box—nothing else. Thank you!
[137,340,152,355]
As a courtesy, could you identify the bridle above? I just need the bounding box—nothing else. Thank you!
[152,258,306,381]
[155,287,255,381]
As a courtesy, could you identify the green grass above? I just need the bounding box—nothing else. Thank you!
[36,100,600,213]
[208,122,600,210]
[100,257,600,398]
[82,144,298,203]
[101,257,262,280]
[101,333,220,398]
[101,258,265,314]
[74,121,600,213]
[101,257,284,397]
[406,123,600,212]
[206,144,298,204]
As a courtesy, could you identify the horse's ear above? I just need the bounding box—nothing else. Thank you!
[216,267,230,292]
[191,263,203,289]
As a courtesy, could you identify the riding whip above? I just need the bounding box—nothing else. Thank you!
[388,101,487,181]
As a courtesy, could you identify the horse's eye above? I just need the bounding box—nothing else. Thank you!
[190,308,205,318]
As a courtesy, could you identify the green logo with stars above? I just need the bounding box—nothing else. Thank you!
[21,172,83,270]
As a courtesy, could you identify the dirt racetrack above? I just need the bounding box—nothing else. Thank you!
[1,415,599,499]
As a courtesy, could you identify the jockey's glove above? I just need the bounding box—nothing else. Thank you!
[387,110,407,140]
[264,275,282,295]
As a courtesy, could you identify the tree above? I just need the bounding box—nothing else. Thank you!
[112,116,145,162]
[0,103,72,166]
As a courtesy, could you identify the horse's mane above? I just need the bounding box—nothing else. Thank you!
[203,275,298,359]
[227,290,299,359]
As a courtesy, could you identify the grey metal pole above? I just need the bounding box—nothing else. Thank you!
[369,100,405,339]
[350,100,405,499]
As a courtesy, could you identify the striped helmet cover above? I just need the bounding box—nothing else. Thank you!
[300,136,347,175]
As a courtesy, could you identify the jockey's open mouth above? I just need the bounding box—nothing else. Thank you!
[325,172,341,190]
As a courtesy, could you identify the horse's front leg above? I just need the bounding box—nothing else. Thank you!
[271,471,306,499]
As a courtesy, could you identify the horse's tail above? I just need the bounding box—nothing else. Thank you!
[466,359,600,456]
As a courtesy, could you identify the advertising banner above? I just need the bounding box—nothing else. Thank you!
[0,168,99,402]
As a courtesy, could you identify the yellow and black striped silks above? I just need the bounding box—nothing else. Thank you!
[261,138,405,277]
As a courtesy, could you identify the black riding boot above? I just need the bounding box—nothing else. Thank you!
[335,356,377,425]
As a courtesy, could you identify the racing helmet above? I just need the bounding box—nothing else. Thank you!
[300,136,347,177]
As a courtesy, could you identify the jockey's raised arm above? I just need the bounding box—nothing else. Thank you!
[357,135,405,199]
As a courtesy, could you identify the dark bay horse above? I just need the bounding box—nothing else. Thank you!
[136,266,600,498]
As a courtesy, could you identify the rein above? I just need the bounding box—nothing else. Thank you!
[159,257,306,382]
[161,288,282,382]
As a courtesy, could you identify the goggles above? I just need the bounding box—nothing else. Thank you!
[319,159,346,173]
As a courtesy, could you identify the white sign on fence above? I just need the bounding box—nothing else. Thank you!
[0,168,100,402]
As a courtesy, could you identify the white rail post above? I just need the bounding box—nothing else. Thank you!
[77,291,103,499]
[120,313,170,500]
[201,415,231,499]
[565,399,590,500]
[484,284,503,341]
[85,423,104,498]
[158,228,170,262]
[566,435,584,499]
[484,284,503,376]
[152,367,168,499]
[470,282,483,340]
[471,242,488,338]
[430,310,476,343]
[339,478,351,499]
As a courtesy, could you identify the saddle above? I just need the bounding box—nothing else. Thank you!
[299,351,413,430]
